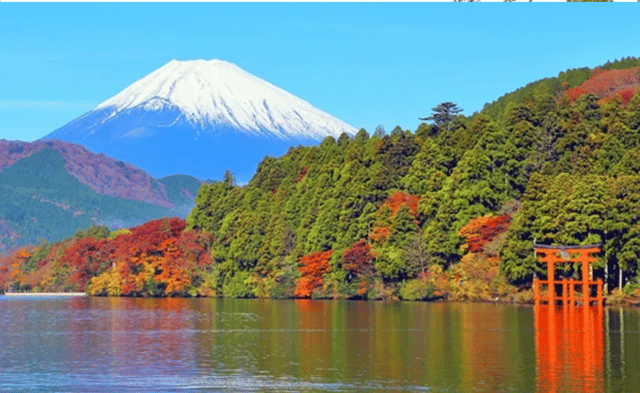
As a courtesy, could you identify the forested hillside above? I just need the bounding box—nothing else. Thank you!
[0,140,201,251]
[3,57,640,302]
[184,56,640,300]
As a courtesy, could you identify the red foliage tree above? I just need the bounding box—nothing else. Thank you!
[343,240,375,296]
[565,67,640,104]
[62,237,105,289]
[600,89,637,107]
[343,240,375,279]
[294,250,333,298]
[458,214,512,254]
[109,218,186,263]
[566,86,588,103]
[176,229,215,266]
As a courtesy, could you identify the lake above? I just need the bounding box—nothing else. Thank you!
[0,297,638,392]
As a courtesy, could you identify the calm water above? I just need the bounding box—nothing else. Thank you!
[0,297,639,392]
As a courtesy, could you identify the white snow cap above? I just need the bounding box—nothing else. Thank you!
[96,59,357,139]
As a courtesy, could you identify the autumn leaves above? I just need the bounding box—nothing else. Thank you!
[1,218,214,296]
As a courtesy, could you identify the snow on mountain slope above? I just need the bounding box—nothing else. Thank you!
[43,59,357,181]
[94,59,356,139]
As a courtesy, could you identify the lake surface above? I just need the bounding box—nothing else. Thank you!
[0,297,639,392]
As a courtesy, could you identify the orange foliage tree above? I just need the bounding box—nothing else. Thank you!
[86,218,214,297]
[380,191,420,220]
[458,214,512,254]
[451,214,515,301]
[153,238,192,295]
[0,248,32,291]
[294,250,333,298]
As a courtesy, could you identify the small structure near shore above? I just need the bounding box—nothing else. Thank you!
[533,244,603,306]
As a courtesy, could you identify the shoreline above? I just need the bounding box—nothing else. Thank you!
[1,292,636,308]
[2,292,87,297]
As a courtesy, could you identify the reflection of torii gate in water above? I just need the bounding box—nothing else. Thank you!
[534,304,604,392]
[533,244,603,306]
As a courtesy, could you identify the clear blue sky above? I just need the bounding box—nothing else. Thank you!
[1,3,639,142]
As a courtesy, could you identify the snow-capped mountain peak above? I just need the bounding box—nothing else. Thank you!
[95,59,356,139]
[43,59,358,181]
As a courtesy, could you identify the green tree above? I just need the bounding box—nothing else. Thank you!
[387,204,418,248]
[419,102,463,132]
[604,175,640,290]
[575,93,602,124]
[500,172,549,284]
[626,91,640,131]
[401,230,431,278]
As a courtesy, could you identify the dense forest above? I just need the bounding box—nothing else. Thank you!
[3,57,640,303]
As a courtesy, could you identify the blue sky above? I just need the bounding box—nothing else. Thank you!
[1,3,640,142]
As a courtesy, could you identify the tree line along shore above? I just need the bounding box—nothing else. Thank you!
[3,58,640,305]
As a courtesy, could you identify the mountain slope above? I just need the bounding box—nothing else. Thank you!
[565,66,640,105]
[0,139,199,208]
[481,56,640,122]
[0,142,201,251]
[43,59,357,181]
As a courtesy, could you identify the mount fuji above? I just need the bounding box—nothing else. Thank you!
[42,59,357,182]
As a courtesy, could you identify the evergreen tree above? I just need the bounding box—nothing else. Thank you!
[500,173,549,284]
[181,57,640,299]
[605,175,640,290]
[374,125,386,138]
[388,203,418,248]
[626,91,640,131]
[419,102,463,132]
[575,93,602,124]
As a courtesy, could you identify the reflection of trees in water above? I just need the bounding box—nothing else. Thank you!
[61,299,640,392]
[603,307,640,393]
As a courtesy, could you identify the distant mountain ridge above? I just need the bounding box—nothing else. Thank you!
[0,140,201,252]
[43,59,357,181]
[0,139,192,208]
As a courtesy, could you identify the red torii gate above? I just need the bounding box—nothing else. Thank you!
[533,244,603,306]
